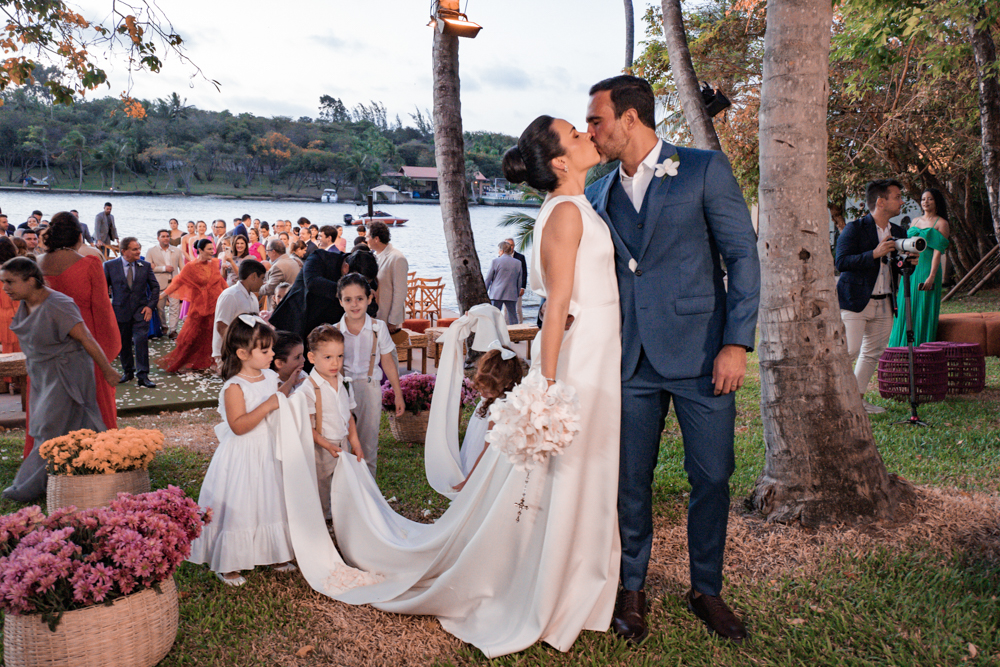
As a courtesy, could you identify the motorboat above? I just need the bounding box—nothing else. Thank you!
[346,210,408,226]
[321,189,339,203]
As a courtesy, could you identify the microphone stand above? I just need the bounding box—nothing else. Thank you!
[892,253,928,426]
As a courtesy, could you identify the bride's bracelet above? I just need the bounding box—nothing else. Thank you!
[543,377,556,383]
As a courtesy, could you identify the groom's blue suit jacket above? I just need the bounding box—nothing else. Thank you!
[586,142,760,381]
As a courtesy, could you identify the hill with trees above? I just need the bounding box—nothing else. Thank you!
[0,74,516,199]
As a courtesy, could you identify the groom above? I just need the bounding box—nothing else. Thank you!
[585,76,760,643]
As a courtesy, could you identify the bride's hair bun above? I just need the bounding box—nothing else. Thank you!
[502,146,529,185]
[502,115,562,193]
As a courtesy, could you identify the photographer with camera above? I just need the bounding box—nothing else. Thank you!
[835,179,909,415]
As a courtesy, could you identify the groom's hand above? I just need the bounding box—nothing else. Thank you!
[712,345,747,396]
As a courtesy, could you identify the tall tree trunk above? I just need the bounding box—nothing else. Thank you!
[432,30,489,313]
[77,155,83,191]
[661,0,722,151]
[968,10,1000,246]
[624,0,635,68]
[752,0,907,526]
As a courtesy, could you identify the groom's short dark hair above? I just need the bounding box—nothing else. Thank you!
[589,75,656,130]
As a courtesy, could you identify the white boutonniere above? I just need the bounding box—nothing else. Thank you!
[653,157,680,179]
[342,376,353,395]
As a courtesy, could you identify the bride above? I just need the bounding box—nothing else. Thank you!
[275,115,622,658]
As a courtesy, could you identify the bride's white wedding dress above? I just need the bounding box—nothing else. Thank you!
[274,194,621,658]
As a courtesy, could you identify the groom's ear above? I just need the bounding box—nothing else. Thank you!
[620,108,640,131]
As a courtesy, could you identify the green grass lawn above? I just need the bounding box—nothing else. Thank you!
[1,292,999,665]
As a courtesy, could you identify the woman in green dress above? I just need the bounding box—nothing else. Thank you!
[888,188,951,347]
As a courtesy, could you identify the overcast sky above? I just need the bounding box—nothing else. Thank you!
[71,0,660,137]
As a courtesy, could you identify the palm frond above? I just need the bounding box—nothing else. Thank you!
[498,211,537,252]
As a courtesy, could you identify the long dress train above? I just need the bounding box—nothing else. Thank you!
[277,194,622,658]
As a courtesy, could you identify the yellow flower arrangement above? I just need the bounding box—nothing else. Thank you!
[39,428,165,476]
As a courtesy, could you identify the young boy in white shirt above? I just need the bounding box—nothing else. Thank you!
[295,325,363,521]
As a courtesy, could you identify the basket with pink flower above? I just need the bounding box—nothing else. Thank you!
[0,486,211,667]
[381,374,478,444]
[40,428,165,512]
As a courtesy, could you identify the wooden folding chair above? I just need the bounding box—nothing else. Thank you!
[414,283,444,324]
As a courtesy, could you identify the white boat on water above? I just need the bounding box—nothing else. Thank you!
[321,189,339,203]
[480,187,539,207]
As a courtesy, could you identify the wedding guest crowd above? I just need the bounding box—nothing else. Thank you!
[0,203,407,501]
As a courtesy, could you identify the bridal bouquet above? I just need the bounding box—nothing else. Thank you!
[485,369,581,471]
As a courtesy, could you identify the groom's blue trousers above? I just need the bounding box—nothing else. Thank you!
[619,351,736,596]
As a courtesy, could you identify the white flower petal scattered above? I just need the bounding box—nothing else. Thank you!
[485,370,581,471]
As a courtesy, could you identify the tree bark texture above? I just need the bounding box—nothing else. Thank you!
[753,0,903,526]
[968,10,1000,246]
[432,31,489,314]
[624,0,635,68]
[661,0,722,151]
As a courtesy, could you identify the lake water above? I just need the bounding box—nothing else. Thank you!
[0,191,541,320]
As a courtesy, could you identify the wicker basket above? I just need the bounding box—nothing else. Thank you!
[3,576,178,667]
[919,342,986,395]
[388,410,430,444]
[876,347,949,403]
[47,469,151,512]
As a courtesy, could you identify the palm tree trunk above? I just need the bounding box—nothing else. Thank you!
[752,0,908,526]
[432,30,489,313]
[78,155,83,191]
[661,0,722,151]
[624,0,635,68]
[967,10,1000,245]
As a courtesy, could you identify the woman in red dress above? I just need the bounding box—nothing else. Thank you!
[158,238,227,373]
[40,212,122,436]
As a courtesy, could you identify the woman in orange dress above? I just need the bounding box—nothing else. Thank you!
[0,237,20,357]
[41,213,122,437]
[158,238,227,373]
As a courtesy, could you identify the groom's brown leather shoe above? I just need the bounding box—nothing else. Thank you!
[687,590,747,642]
[612,589,649,644]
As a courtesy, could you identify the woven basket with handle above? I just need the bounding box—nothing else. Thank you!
[3,576,178,667]
[388,410,430,444]
[47,469,151,512]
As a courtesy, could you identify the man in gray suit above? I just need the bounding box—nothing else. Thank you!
[586,75,760,644]
[93,202,117,257]
[485,240,523,325]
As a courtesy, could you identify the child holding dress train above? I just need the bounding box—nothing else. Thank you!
[187,315,298,586]
[295,324,364,521]
[453,343,524,492]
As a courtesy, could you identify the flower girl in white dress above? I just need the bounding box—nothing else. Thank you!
[188,315,298,586]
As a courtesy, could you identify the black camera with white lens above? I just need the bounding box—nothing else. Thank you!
[893,237,926,254]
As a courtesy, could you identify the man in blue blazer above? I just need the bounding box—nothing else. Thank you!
[834,179,907,414]
[104,237,159,388]
[586,76,760,643]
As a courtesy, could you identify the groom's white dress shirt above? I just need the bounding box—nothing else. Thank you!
[618,139,664,212]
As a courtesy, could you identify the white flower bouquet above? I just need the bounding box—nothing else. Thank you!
[485,369,581,471]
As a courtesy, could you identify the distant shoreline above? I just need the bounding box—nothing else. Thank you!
[0,185,322,202]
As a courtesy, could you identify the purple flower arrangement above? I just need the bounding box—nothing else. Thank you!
[0,486,210,630]
[382,374,479,414]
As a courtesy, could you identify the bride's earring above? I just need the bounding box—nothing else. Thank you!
[562,164,569,173]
